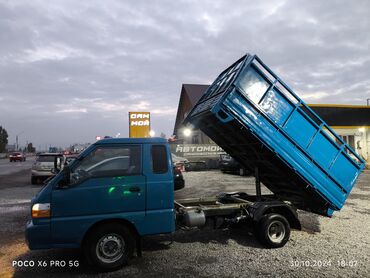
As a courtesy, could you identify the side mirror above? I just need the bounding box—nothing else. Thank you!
[54,156,62,173]
[57,165,71,189]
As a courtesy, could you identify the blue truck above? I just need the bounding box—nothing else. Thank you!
[26,54,365,271]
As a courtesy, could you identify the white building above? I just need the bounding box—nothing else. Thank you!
[309,104,370,163]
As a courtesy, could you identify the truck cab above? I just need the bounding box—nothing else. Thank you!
[26,138,175,270]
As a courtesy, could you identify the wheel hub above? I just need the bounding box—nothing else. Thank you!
[267,220,285,243]
[96,234,125,263]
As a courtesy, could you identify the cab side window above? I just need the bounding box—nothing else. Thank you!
[71,145,141,184]
[151,145,168,174]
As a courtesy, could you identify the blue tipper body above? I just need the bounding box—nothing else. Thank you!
[185,53,365,216]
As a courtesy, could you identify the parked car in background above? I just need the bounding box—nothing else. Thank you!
[184,161,207,171]
[171,153,189,172]
[219,154,239,174]
[31,153,63,184]
[9,152,26,162]
[219,154,250,175]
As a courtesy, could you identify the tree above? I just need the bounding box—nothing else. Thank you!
[27,142,36,153]
[0,126,9,153]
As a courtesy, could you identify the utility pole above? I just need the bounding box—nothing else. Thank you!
[16,131,24,151]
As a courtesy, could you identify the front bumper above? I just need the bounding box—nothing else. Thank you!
[10,157,24,161]
[25,219,51,250]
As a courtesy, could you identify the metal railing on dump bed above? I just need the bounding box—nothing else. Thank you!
[185,53,365,216]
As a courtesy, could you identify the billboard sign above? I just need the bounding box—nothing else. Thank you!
[129,112,150,138]
[170,144,225,158]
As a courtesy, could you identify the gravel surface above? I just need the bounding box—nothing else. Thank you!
[0,169,369,278]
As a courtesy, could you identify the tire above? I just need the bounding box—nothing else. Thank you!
[83,223,135,271]
[254,213,290,248]
[31,176,37,185]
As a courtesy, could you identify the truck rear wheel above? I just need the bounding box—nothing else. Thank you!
[83,223,135,271]
[254,213,290,248]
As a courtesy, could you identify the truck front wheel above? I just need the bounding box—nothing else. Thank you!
[84,223,135,271]
[254,213,290,248]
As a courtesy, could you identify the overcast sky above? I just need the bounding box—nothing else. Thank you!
[0,0,369,149]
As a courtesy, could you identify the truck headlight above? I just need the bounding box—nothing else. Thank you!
[32,203,51,218]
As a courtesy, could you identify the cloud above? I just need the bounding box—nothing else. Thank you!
[0,0,369,147]
[56,108,88,113]
[19,44,89,63]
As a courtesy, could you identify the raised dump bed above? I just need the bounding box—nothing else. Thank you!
[185,53,365,216]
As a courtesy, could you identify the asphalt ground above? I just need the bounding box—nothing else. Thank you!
[0,166,369,278]
[0,158,34,176]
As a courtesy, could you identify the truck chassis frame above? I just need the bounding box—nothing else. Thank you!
[174,169,301,248]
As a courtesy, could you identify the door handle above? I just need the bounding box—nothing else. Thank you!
[129,186,141,193]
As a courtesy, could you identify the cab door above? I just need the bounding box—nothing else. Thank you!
[50,144,145,246]
[142,144,175,235]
